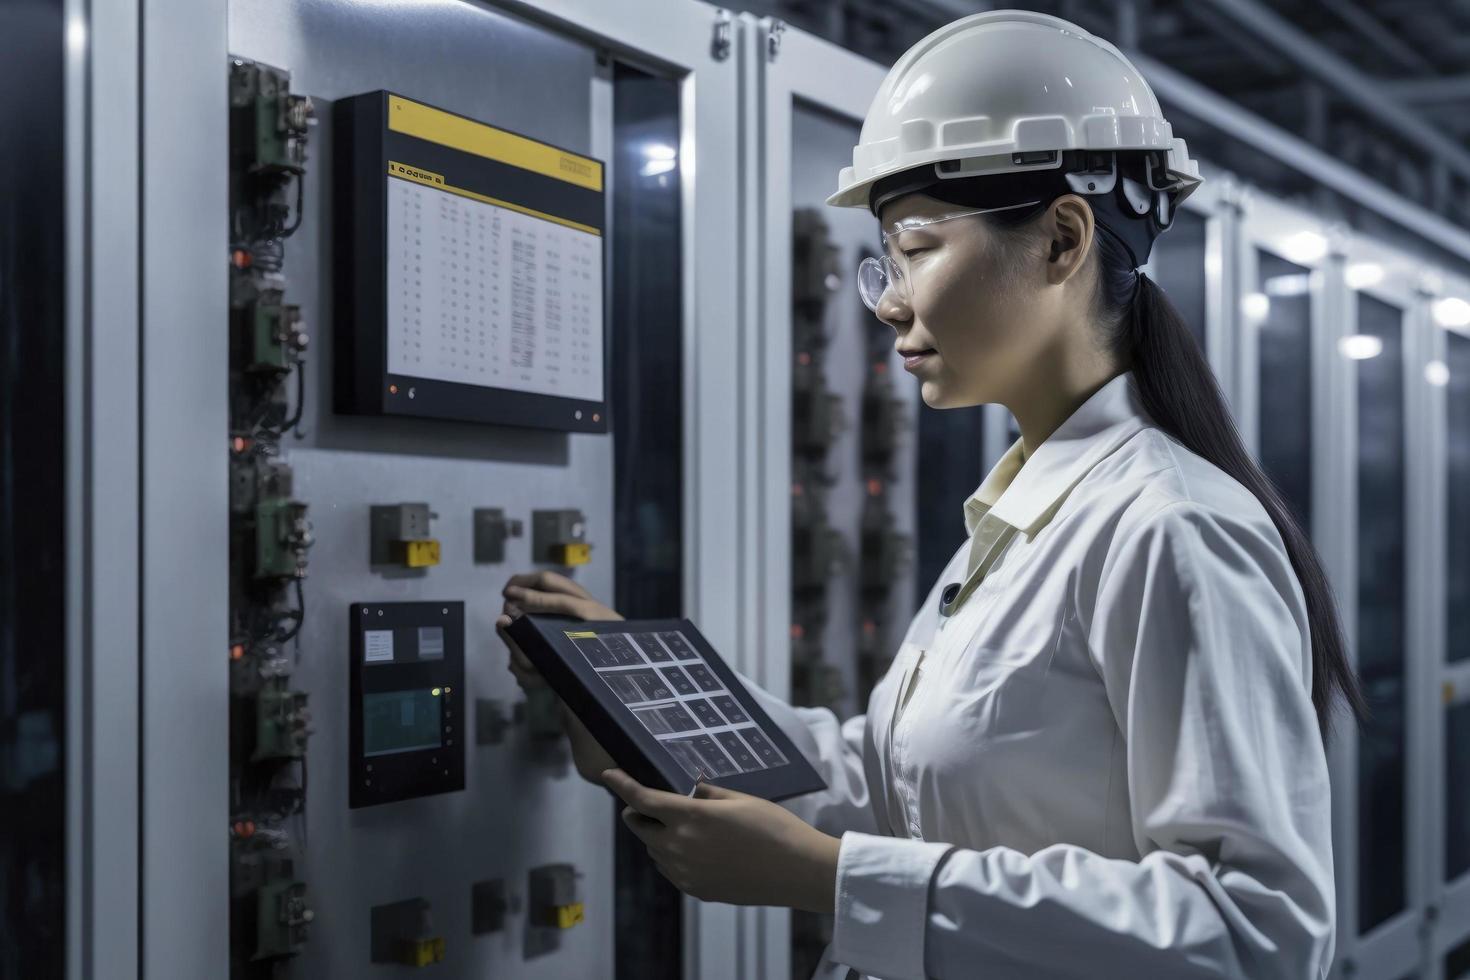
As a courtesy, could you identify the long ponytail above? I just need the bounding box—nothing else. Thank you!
[1093,228,1366,738]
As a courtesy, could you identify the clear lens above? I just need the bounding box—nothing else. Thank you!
[861,200,1042,313]
[857,256,889,311]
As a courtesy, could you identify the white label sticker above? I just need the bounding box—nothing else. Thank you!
[417,626,445,660]
[364,629,395,663]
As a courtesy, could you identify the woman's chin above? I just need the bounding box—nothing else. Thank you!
[919,379,988,410]
[919,379,951,408]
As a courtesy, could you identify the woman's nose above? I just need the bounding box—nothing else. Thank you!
[875,287,912,329]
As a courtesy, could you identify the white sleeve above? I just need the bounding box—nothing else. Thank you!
[734,670,879,837]
[829,501,1336,980]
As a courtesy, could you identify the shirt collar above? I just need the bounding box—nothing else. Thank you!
[963,438,1027,535]
[963,372,1150,538]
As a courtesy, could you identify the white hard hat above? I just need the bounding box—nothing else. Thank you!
[827,10,1201,214]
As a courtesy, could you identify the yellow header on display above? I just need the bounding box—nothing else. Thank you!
[388,161,444,186]
[388,95,603,192]
[387,161,601,237]
[563,631,597,639]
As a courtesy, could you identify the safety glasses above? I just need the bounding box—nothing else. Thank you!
[857,200,1042,312]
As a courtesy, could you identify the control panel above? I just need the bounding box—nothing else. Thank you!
[349,601,465,807]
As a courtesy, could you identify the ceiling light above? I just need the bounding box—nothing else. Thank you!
[1264,273,1310,297]
[1338,334,1383,360]
[639,142,677,177]
[1432,297,1470,328]
[1241,292,1270,321]
[1345,263,1383,290]
[1281,231,1328,264]
[1425,360,1450,387]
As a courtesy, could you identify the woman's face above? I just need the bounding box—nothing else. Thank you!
[874,193,1050,409]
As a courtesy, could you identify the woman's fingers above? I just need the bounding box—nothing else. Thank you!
[504,570,591,600]
[601,769,692,822]
[495,616,545,689]
[692,781,739,801]
[503,587,593,619]
[621,805,667,837]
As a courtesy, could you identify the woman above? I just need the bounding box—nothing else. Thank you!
[497,11,1362,979]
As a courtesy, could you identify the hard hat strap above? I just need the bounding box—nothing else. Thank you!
[868,151,1174,268]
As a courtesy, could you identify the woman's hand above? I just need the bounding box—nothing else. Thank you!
[500,570,623,622]
[495,570,622,782]
[602,768,840,914]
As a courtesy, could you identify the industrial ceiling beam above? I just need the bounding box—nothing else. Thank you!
[1381,74,1470,105]
[1193,0,1470,184]
[1319,0,1432,75]
[1131,51,1470,263]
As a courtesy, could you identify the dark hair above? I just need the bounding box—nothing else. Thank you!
[992,206,1366,739]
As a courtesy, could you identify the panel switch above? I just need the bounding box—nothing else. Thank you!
[473,508,524,564]
[370,503,440,569]
[528,864,583,930]
[550,542,591,566]
[532,509,590,567]
[370,897,446,967]
[471,878,508,935]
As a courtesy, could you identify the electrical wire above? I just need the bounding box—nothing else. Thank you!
[280,173,305,238]
[279,361,306,434]
[274,577,305,643]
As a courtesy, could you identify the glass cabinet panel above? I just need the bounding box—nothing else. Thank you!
[1256,251,1314,532]
[1147,207,1208,353]
[1448,331,1470,664]
[1354,292,1408,932]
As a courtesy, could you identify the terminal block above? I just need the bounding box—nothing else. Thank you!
[532,509,591,567]
[234,276,308,376]
[860,370,906,468]
[859,497,912,596]
[791,500,848,593]
[254,858,313,960]
[792,659,845,712]
[229,58,315,176]
[473,507,524,564]
[370,897,445,967]
[370,503,441,568]
[528,864,584,930]
[247,461,311,581]
[792,360,844,457]
[857,619,895,703]
[793,208,840,349]
[255,496,312,581]
[251,676,310,762]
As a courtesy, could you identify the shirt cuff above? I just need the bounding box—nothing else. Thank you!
[831,831,954,980]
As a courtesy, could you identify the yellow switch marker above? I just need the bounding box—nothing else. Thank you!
[396,936,445,967]
[552,903,585,929]
[551,542,591,566]
[402,539,441,568]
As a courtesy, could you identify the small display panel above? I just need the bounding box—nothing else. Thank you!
[506,616,825,801]
[386,176,602,401]
[349,602,465,808]
[335,91,608,432]
[363,689,444,757]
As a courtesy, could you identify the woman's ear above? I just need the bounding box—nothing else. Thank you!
[1044,195,1095,286]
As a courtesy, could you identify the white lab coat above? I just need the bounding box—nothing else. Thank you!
[747,371,1335,980]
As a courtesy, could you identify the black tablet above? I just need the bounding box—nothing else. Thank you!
[505,615,826,802]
